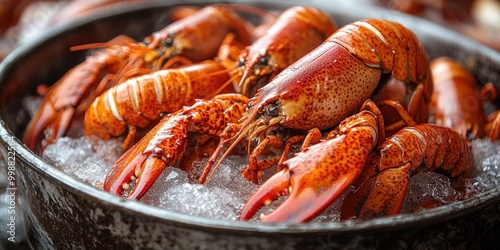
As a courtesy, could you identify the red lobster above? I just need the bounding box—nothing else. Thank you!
[239,100,472,222]
[198,18,433,185]
[23,5,252,153]
[84,6,336,151]
[103,94,248,199]
[231,6,336,97]
[83,60,235,149]
[430,56,499,141]
[339,122,472,219]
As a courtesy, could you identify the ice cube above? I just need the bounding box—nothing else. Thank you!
[140,156,259,220]
[401,172,461,213]
[42,136,123,188]
[467,139,500,193]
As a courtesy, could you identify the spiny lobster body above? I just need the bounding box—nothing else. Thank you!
[240,101,472,222]
[234,6,336,96]
[430,56,499,141]
[83,60,233,149]
[200,19,433,185]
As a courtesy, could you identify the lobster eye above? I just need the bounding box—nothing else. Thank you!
[265,103,279,117]
[164,38,173,47]
[238,57,245,67]
[258,54,270,66]
[164,32,175,47]
[163,37,173,47]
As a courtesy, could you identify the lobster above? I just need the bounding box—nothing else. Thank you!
[430,56,499,141]
[103,93,248,199]
[231,6,336,97]
[198,18,433,185]
[83,60,236,149]
[239,100,472,222]
[23,5,252,153]
[83,6,335,151]
[339,122,473,220]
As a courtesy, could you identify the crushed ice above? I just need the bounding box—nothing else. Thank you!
[140,158,259,221]
[42,136,123,189]
[41,136,500,222]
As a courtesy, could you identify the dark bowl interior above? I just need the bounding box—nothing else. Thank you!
[1,0,500,249]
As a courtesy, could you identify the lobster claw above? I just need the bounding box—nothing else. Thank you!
[240,137,369,222]
[104,146,169,200]
[104,117,188,200]
[104,126,187,199]
[239,168,291,221]
[23,102,75,153]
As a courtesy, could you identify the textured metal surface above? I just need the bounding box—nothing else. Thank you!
[0,0,499,249]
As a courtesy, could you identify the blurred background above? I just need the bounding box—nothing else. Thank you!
[0,0,499,249]
[0,0,148,62]
[0,0,500,62]
[361,0,500,50]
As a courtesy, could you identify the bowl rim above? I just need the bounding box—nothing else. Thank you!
[1,0,500,235]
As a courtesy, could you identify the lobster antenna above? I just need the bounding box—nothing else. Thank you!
[237,68,250,95]
[70,42,113,51]
[202,121,257,185]
[207,72,240,100]
[70,35,137,51]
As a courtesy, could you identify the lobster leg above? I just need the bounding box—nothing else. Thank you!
[23,100,75,153]
[241,128,323,183]
[239,169,290,221]
[244,135,284,184]
[178,135,219,180]
[240,130,376,222]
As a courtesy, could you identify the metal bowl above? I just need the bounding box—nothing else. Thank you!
[1,0,499,249]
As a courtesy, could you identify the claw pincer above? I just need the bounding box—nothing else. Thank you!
[240,103,383,222]
[104,94,248,199]
[104,114,189,199]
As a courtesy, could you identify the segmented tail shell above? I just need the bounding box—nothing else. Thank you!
[375,124,473,177]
